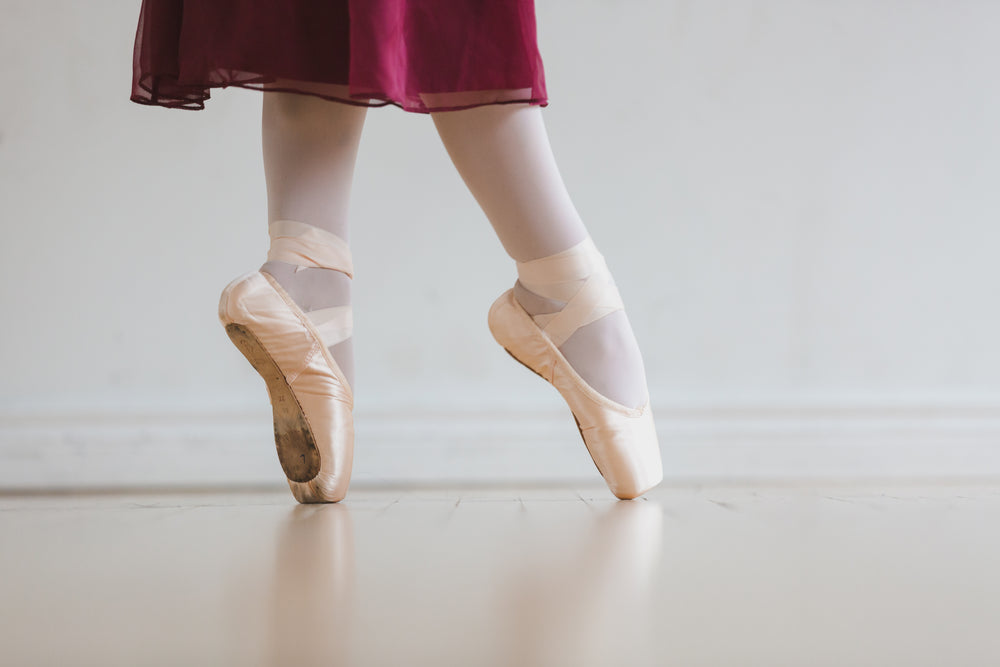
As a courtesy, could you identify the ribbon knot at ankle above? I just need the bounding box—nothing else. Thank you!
[267,219,354,279]
[266,219,354,349]
[515,236,626,349]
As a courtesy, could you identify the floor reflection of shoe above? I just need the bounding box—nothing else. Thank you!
[488,285,663,500]
[218,221,355,503]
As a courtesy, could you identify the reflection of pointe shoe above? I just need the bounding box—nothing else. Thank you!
[270,505,355,662]
[218,220,354,503]
[487,237,663,500]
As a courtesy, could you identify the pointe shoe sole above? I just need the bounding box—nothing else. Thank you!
[219,270,354,504]
[224,322,321,483]
[489,288,663,500]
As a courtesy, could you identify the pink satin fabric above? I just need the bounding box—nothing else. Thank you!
[219,270,354,503]
[130,0,549,113]
[487,289,663,500]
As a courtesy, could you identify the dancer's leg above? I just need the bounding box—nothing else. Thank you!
[430,104,649,409]
[259,91,367,390]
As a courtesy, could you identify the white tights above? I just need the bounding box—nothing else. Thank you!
[260,93,649,409]
[431,105,649,409]
[259,92,365,390]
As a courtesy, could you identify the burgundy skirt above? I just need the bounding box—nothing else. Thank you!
[130,0,548,113]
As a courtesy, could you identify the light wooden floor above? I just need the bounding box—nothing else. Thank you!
[2,482,998,666]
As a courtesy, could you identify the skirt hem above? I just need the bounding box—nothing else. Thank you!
[130,78,549,114]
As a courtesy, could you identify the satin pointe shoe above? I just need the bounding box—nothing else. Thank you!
[487,237,663,499]
[218,220,355,503]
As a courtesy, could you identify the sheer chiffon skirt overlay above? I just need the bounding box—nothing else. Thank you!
[131,0,548,113]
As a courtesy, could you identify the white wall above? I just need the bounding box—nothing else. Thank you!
[1,1,999,489]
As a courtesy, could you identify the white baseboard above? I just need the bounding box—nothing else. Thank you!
[1,401,999,490]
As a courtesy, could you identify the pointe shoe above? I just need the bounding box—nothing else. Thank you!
[218,220,355,503]
[487,240,663,500]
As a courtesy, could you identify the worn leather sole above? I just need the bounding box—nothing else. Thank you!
[224,322,322,483]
